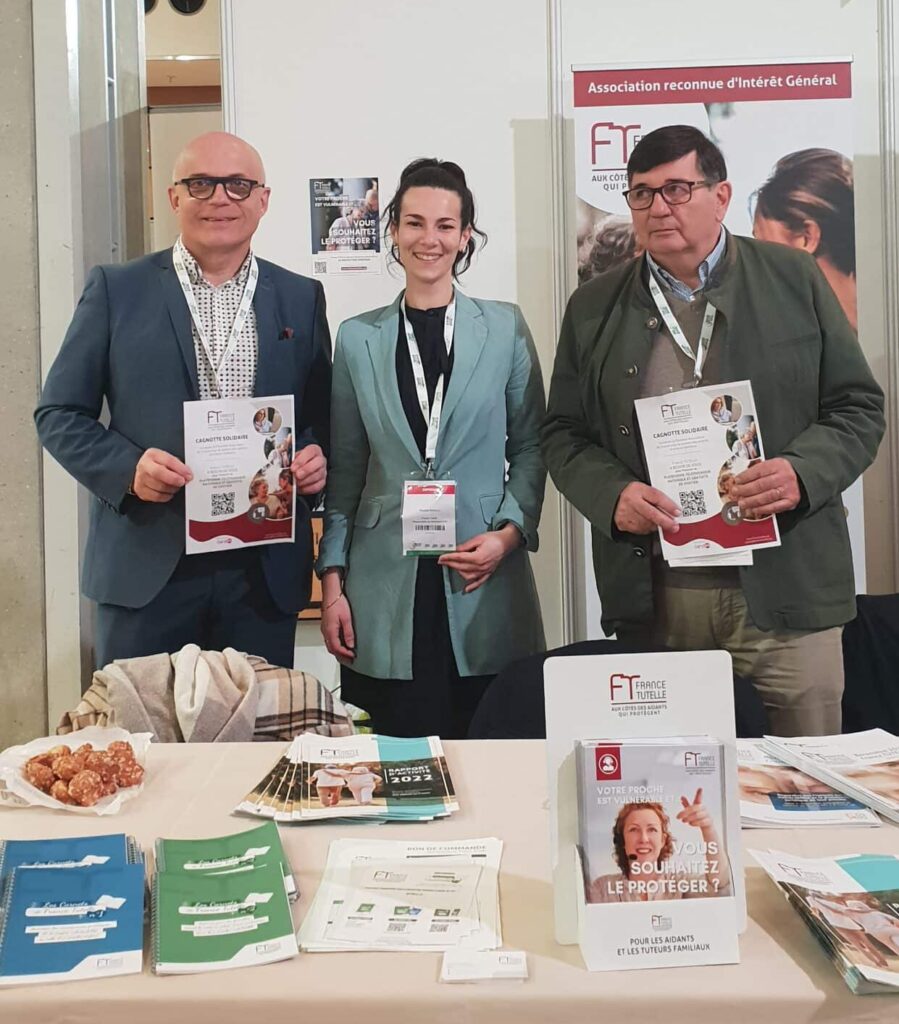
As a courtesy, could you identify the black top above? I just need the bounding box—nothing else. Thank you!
[395,304,454,459]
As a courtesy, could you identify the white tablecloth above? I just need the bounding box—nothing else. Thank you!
[1,740,898,1022]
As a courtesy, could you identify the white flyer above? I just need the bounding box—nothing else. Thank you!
[183,395,295,554]
[325,863,482,946]
[634,379,781,562]
[299,837,503,953]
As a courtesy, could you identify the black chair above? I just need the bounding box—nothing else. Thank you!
[842,594,899,734]
[467,638,768,739]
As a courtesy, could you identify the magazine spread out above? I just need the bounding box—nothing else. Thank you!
[573,736,739,970]
[236,733,458,824]
[752,848,899,994]
[299,837,502,953]
[763,730,899,824]
[0,858,144,987]
[737,740,881,828]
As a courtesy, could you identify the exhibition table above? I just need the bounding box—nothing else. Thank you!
[1,740,898,1023]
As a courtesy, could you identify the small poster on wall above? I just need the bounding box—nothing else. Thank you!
[309,177,381,276]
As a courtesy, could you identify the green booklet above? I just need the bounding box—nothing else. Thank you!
[152,859,297,974]
[154,821,296,900]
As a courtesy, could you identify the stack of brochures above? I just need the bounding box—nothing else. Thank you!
[738,740,881,828]
[752,848,899,994]
[151,821,298,974]
[236,732,458,824]
[298,837,503,952]
[762,730,899,825]
[0,833,144,986]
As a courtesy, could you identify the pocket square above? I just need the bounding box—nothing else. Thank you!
[279,327,294,340]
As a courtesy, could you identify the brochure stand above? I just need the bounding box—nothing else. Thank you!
[544,650,744,970]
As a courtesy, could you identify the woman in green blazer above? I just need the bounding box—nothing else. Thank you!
[318,159,546,737]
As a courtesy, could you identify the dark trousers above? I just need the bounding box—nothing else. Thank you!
[340,557,492,739]
[94,548,297,669]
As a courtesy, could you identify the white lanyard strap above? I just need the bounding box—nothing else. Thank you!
[173,242,259,397]
[400,294,456,467]
[647,271,717,386]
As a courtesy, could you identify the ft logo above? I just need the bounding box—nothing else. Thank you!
[609,673,641,702]
[591,122,643,165]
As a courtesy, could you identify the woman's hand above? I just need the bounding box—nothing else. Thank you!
[321,571,355,659]
[676,788,713,833]
[677,787,729,894]
[437,523,521,593]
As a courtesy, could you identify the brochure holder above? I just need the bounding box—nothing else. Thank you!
[545,651,744,970]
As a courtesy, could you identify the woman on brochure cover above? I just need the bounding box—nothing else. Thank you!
[588,791,733,904]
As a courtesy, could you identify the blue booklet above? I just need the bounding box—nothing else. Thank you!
[0,834,138,888]
[0,863,144,985]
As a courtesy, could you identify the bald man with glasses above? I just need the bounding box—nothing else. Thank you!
[542,124,883,736]
[36,132,331,668]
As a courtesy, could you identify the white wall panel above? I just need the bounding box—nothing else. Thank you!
[223,0,564,647]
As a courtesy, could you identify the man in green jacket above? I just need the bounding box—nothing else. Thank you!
[541,125,884,736]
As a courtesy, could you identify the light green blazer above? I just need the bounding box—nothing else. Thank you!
[318,290,547,679]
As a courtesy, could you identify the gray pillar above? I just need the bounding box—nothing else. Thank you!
[0,1,47,746]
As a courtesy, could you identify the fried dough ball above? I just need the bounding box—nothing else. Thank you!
[68,769,104,807]
[26,752,55,768]
[23,761,56,793]
[83,751,117,784]
[114,760,145,788]
[106,741,134,760]
[72,743,93,765]
[45,745,72,760]
[50,755,83,782]
[49,779,75,804]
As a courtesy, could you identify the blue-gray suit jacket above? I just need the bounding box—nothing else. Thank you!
[35,248,331,613]
[317,292,546,679]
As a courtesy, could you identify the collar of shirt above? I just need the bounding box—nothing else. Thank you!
[173,236,253,289]
[646,228,727,302]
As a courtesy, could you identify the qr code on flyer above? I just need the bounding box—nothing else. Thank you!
[211,491,236,517]
[678,489,707,517]
[313,259,328,275]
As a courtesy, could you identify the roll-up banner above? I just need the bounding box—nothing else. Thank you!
[571,59,865,592]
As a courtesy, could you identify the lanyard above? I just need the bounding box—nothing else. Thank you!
[647,271,717,386]
[173,241,259,398]
[400,293,456,470]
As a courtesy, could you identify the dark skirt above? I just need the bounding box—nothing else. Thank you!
[339,557,493,739]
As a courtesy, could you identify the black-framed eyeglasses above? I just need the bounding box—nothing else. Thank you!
[174,176,265,201]
[623,179,714,211]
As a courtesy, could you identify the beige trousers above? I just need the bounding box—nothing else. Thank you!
[646,584,844,737]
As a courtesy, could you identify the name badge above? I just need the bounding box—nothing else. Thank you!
[402,481,457,557]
